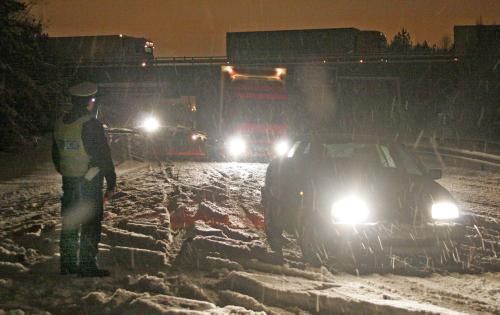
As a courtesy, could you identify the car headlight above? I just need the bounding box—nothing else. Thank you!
[331,195,370,224]
[431,202,459,220]
[140,116,160,133]
[274,140,289,157]
[227,136,246,157]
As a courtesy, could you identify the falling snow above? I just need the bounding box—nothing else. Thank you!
[0,143,498,314]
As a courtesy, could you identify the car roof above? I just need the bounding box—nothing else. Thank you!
[292,133,404,145]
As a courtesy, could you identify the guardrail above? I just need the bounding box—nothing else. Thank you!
[436,138,500,155]
[106,128,500,168]
[414,146,500,168]
[411,137,500,168]
[106,128,145,162]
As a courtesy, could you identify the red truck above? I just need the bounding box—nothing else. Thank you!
[219,66,290,160]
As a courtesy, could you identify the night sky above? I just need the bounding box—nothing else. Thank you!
[33,0,499,57]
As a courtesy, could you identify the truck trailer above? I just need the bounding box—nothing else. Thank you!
[226,28,387,61]
[45,34,154,65]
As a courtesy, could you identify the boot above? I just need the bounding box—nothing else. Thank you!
[78,266,110,277]
[60,264,79,275]
[79,259,110,277]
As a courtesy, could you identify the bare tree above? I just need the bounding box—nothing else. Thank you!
[438,35,452,52]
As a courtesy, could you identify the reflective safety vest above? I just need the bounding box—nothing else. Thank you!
[53,115,91,177]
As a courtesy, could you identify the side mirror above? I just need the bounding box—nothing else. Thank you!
[428,169,442,180]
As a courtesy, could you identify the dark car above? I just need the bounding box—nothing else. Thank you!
[261,135,465,267]
[138,124,208,161]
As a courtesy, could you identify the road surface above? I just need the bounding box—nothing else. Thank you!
[0,159,498,314]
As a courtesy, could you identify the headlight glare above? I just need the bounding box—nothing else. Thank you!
[431,202,459,220]
[331,195,370,224]
[140,116,160,133]
[274,140,289,156]
[227,136,246,157]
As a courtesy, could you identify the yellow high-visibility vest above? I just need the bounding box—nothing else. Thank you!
[53,115,91,177]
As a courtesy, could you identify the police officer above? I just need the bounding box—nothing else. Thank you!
[52,82,116,277]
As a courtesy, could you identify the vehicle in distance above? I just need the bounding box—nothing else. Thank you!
[220,66,290,160]
[227,28,387,61]
[261,135,465,269]
[134,98,208,160]
[139,123,208,160]
[45,35,154,65]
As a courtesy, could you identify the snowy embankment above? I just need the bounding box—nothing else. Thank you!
[0,151,498,313]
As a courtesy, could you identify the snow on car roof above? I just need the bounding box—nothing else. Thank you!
[293,133,402,144]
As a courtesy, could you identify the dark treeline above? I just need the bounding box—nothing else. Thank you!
[389,28,451,54]
[0,0,66,149]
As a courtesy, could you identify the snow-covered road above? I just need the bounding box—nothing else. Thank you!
[0,161,498,314]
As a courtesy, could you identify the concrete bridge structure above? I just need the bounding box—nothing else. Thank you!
[59,53,499,139]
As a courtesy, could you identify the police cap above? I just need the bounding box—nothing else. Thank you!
[68,81,98,97]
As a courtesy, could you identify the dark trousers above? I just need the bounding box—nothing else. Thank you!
[60,175,104,270]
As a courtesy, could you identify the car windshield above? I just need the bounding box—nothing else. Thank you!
[393,147,424,176]
[302,142,423,175]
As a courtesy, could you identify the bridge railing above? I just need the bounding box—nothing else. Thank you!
[154,56,227,64]
[152,53,464,66]
[50,52,499,68]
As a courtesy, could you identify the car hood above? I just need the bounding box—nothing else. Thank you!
[310,164,454,224]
